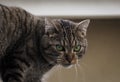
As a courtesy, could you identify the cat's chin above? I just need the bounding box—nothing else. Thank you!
[62,64,73,69]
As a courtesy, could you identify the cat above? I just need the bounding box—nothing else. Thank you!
[0,4,90,82]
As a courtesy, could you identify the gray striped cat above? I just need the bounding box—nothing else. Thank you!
[0,4,90,82]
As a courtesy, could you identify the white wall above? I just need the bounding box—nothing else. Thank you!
[0,0,120,18]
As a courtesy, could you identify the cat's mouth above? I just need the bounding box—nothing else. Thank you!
[61,60,77,68]
[56,60,75,68]
[56,58,78,68]
[62,63,71,67]
[61,63,74,68]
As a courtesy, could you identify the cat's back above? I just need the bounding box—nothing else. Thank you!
[0,4,35,57]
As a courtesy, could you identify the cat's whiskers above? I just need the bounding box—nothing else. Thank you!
[57,55,64,65]
[73,58,87,82]
[77,59,88,69]
[57,58,61,62]
[77,63,86,82]
[74,64,78,82]
[57,65,63,82]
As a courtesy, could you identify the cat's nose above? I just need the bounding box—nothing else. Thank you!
[65,55,71,63]
[65,54,76,64]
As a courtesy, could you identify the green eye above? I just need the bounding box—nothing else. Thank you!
[74,45,81,52]
[56,45,64,51]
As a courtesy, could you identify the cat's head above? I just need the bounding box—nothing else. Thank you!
[41,18,90,67]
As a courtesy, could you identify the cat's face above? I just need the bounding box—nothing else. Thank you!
[41,18,90,67]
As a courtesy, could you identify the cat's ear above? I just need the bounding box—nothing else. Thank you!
[76,19,90,37]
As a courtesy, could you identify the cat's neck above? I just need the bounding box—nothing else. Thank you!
[34,20,54,72]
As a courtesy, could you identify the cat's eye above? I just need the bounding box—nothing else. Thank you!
[74,45,81,52]
[56,45,64,51]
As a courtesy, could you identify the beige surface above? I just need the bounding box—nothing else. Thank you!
[0,19,120,82]
[46,19,120,82]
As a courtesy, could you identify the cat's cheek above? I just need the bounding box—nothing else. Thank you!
[43,54,56,65]
[78,55,83,59]
[41,36,49,48]
[76,52,84,59]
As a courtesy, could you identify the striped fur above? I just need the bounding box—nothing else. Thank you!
[0,4,49,82]
[0,4,90,82]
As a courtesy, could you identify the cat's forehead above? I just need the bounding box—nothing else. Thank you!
[45,19,76,32]
[59,20,70,27]
[58,19,76,29]
[45,19,84,41]
[55,19,76,44]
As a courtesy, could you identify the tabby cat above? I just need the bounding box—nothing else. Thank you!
[0,4,90,82]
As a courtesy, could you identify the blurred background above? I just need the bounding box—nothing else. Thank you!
[0,0,120,82]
